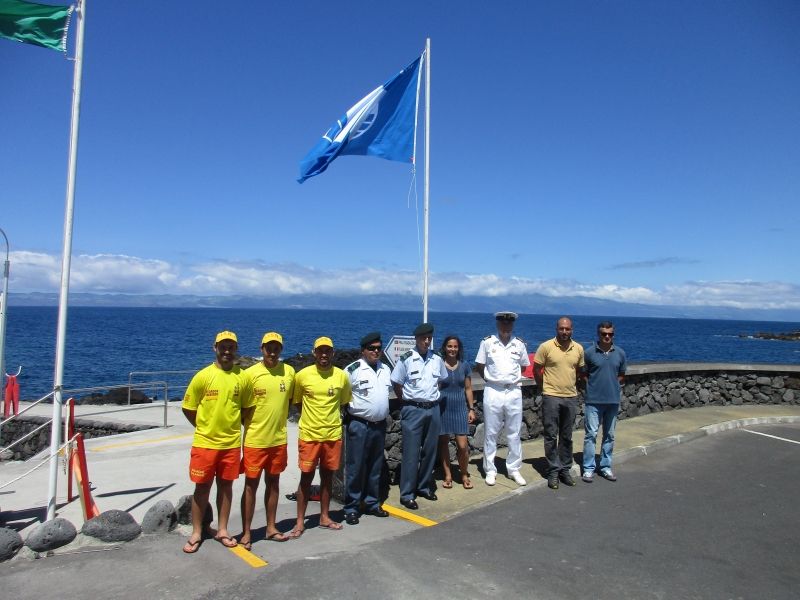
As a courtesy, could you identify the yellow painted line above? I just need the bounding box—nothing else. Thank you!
[383,503,438,527]
[89,434,193,452]
[229,545,268,568]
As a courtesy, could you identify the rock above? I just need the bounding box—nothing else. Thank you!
[783,390,795,402]
[668,390,682,407]
[0,527,23,561]
[471,423,485,449]
[175,495,211,526]
[756,377,772,386]
[81,510,141,543]
[25,518,77,552]
[141,500,178,533]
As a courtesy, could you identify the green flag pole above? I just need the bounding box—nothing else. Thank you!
[47,0,85,522]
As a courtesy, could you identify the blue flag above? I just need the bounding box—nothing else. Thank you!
[298,55,422,183]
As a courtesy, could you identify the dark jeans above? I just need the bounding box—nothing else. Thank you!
[542,394,578,476]
[399,403,441,501]
[344,417,386,514]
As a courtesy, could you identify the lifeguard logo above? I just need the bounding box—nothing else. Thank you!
[254,388,267,399]
[327,386,335,397]
[204,389,219,402]
[190,467,207,478]
[234,384,240,398]
[279,381,286,392]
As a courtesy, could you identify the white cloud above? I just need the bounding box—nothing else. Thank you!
[6,251,800,310]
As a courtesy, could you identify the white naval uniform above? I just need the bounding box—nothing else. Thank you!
[475,334,530,476]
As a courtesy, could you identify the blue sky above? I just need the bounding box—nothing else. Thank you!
[1,0,799,311]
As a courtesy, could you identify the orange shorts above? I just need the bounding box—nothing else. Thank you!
[189,446,240,483]
[241,444,288,478]
[298,439,342,473]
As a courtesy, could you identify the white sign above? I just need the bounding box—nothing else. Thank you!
[383,335,416,368]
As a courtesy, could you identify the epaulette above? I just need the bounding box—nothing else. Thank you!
[482,335,492,341]
[514,336,526,344]
[346,362,359,373]
[400,350,413,360]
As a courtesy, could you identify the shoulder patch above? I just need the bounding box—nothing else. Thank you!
[482,335,492,341]
[401,350,413,360]
[346,362,359,373]
[514,336,526,344]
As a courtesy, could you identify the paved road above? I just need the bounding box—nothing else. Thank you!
[3,423,799,599]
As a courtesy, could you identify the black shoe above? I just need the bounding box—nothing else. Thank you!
[345,512,360,525]
[366,507,389,518]
[547,474,559,490]
[416,490,438,501]
[400,498,418,510]
[559,471,576,487]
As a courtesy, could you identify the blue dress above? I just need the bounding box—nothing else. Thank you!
[439,360,471,435]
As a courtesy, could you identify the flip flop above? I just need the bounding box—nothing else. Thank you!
[239,538,252,551]
[319,522,343,531]
[462,476,474,490]
[214,535,238,548]
[266,532,289,543]
[442,479,453,489]
[182,538,202,554]
[287,528,305,540]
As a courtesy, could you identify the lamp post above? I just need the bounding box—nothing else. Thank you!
[0,227,9,409]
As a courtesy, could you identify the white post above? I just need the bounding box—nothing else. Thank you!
[47,0,86,522]
[0,228,9,409]
[422,38,431,322]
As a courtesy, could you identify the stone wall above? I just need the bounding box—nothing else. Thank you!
[0,416,155,461]
[382,364,800,482]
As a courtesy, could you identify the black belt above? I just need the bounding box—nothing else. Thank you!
[404,400,437,409]
[345,413,386,426]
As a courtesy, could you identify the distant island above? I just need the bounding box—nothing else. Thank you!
[742,331,800,341]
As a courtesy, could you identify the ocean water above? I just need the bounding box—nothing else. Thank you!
[3,306,799,401]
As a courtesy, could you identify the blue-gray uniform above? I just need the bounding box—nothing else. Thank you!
[390,348,448,502]
[344,358,391,516]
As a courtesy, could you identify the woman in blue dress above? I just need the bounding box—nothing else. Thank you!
[438,335,476,489]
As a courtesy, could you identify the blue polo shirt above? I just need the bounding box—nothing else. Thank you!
[583,343,627,405]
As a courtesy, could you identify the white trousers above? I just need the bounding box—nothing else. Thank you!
[482,385,523,475]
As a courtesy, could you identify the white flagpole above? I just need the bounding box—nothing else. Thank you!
[47,0,86,522]
[422,37,431,322]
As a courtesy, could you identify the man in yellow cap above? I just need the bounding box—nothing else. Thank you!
[288,336,352,538]
[181,331,254,553]
[238,332,295,549]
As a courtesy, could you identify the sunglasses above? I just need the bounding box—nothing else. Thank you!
[366,345,382,351]
[599,332,615,337]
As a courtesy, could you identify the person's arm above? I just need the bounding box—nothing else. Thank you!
[182,408,197,427]
[241,406,255,425]
[533,362,544,394]
[475,363,485,380]
[392,382,404,402]
[464,368,476,424]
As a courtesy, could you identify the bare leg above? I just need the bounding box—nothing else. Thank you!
[294,471,315,533]
[318,468,336,527]
[438,435,453,484]
[215,478,234,542]
[265,473,286,540]
[189,482,212,544]
[455,435,471,486]
[239,476,260,546]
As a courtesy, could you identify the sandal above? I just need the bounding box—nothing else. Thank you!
[442,479,453,489]
[182,538,202,554]
[462,475,473,489]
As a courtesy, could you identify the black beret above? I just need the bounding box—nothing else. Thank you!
[413,322,434,336]
[360,331,382,348]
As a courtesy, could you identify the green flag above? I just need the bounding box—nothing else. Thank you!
[0,0,72,52]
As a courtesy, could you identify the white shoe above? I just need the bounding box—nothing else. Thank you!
[509,471,527,486]
[485,472,496,486]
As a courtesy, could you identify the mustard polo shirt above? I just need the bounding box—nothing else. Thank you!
[182,363,255,449]
[243,361,296,448]
[534,337,585,397]
[292,365,351,442]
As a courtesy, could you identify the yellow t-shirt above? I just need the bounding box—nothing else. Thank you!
[243,361,295,448]
[182,363,255,449]
[292,365,351,442]
[534,338,585,397]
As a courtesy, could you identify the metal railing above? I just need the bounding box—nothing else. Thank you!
[128,369,195,405]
